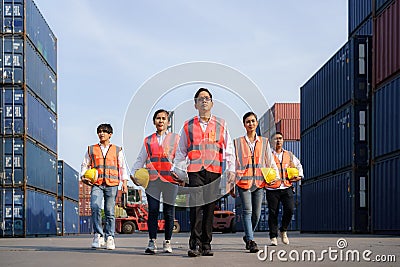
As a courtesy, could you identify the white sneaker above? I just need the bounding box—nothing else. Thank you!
[163,240,172,253]
[106,236,115,250]
[280,231,290,244]
[270,237,278,246]
[91,234,105,248]
[145,239,157,254]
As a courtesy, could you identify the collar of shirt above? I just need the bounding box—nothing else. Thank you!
[198,115,213,132]
[244,134,259,154]
[98,143,111,157]
[273,148,285,162]
[156,131,168,145]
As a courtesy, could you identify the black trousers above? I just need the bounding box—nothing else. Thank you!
[265,187,294,238]
[188,170,220,251]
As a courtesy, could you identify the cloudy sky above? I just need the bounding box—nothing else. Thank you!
[33,0,348,172]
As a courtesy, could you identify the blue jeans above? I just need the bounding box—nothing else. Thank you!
[146,180,178,240]
[91,185,118,239]
[238,186,264,241]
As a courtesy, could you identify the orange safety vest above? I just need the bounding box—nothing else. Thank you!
[234,136,268,189]
[266,150,294,189]
[88,144,121,186]
[184,116,225,174]
[144,132,179,183]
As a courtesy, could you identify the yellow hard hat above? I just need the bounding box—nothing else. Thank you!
[261,167,277,184]
[286,167,299,179]
[133,168,149,189]
[84,168,98,183]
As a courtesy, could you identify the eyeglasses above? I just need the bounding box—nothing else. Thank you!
[97,129,110,134]
[196,97,212,103]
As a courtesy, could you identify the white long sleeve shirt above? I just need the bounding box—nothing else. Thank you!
[268,148,303,190]
[173,115,235,173]
[80,143,129,181]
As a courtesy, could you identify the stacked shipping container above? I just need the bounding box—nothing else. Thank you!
[300,0,399,234]
[0,0,58,237]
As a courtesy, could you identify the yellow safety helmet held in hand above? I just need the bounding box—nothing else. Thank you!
[132,168,149,189]
[286,167,299,179]
[261,167,277,184]
[84,168,98,183]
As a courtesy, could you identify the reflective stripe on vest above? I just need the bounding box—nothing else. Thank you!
[184,116,225,174]
[266,150,293,189]
[144,132,179,183]
[89,144,120,186]
[234,136,268,189]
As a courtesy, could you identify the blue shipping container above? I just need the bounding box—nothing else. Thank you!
[79,215,93,234]
[0,88,24,135]
[63,199,79,234]
[300,36,372,132]
[0,187,24,237]
[375,0,395,14]
[0,34,57,112]
[283,140,301,160]
[0,0,57,72]
[301,170,352,233]
[174,208,190,232]
[372,74,400,159]
[57,198,62,235]
[350,17,372,37]
[26,189,57,235]
[1,137,57,193]
[371,153,400,233]
[58,160,79,201]
[348,0,372,37]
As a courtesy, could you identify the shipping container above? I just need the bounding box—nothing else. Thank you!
[79,196,91,216]
[63,198,79,234]
[373,0,400,88]
[174,208,190,232]
[0,0,57,72]
[79,215,93,234]
[0,36,57,112]
[0,88,57,152]
[270,103,300,122]
[301,103,369,180]
[348,0,372,37]
[301,171,352,233]
[372,74,400,159]
[283,140,301,159]
[371,153,400,234]
[58,160,79,201]
[79,181,91,197]
[56,198,62,235]
[275,119,300,140]
[0,187,57,237]
[374,0,396,14]
[350,17,373,37]
[0,137,57,193]
[300,36,372,132]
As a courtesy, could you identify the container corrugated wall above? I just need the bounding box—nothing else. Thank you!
[301,170,352,233]
[348,0,372,37]
[373,0,400,88]
[371,153,400,233]
[372,75,400,158]
[276,119,300,140]
[375,0,396,14]
[300,36,371,132]
[79,215,93,234]
[283,140,300,159]
[58,160,79,201]
[26,189,57,236]
[63,199,79,234]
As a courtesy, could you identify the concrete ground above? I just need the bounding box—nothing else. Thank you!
[0,232,399,267]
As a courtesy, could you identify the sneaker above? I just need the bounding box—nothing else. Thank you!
[188,246,201,257]
[280,231,290,244]
[243,236,250,250]
[270,237,278,246]
[106,236,115,250]
[163,240,172,253]
[145,239,157,254]
[91,234,105,248]
[249,240,259,253]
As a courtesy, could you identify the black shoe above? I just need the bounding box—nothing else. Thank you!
[188,248,201,257]
[202,249,214,256]
[243,236,250,250]
[249,240,259,253]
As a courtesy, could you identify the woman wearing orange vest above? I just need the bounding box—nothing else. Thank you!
[235,112,279,253]
[131,109,180,254]
[81,123,129,250]
[266,131,303,246]
[173,88,236,257]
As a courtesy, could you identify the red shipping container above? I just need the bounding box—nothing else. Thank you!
[373,0,400,88]
[79,196,91,216]
[276,119,300,140]
[271,103,300,122]
[79,181,91,197]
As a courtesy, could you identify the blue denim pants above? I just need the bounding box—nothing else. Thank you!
[91,185,118,239]
[238,186,264,241]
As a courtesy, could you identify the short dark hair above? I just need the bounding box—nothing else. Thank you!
[242,111,257,124]
[194,88,212,102]
[152,109,170,123]
[97,123,113,134]
[274,131,283,138]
